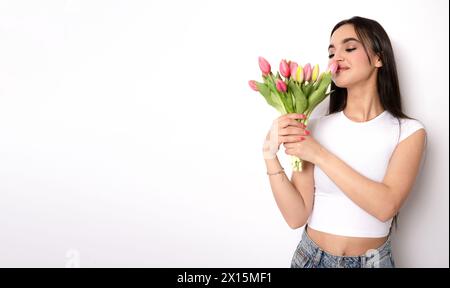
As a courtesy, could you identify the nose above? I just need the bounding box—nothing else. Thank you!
[328,54,342,70]
[329,55,343,68]
[332,50,344,62]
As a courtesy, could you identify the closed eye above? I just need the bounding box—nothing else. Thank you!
[328,48,357,59]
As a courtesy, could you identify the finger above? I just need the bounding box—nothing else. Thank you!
[283,142,295,149]
[285,148,295,156]
[279,126,306,136]
[286,113,306,120]
[282,127,311,137]
[278,113,306,122]
[283,137,305,147]
[278,118,306,130]
[280,135,304,144]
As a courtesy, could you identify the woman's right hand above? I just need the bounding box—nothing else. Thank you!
[263,113,307,159]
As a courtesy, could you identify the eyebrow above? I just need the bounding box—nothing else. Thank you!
[328,37,361,50]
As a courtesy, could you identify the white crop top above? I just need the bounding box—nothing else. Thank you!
[306,110,426,238]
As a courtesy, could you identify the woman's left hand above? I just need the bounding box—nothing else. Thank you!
[283,133,325,165]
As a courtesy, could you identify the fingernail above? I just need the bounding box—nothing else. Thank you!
[299,136,305,141]
[305,130,310,135]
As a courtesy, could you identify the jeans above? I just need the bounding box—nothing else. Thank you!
[291,228,395,268]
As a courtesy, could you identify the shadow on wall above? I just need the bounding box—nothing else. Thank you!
[391,138,448,267]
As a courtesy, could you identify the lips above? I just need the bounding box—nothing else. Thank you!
[337,65,349,72]
[337,68,349,74]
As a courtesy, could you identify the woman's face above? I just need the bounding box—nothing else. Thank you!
[328,24,382,88]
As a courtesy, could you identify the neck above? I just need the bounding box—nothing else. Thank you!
[344,74,384,122]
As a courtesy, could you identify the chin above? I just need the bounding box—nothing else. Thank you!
[332,73,363,89]
[332,78,351,88]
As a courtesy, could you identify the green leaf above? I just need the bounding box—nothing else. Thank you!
[284,92,294,114]
[304,83,314,98]
[307,73,333,112]
[255,82,286,114]
[312,74,324,90]
[271,92,287,114]
[255,82,274,106]
[288,81,307,114]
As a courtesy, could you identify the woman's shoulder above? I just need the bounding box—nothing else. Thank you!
[398,117,425,129]
[385,112,427,143]
[399,117,426,143]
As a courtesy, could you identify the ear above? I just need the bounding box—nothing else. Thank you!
[375,55,383,68]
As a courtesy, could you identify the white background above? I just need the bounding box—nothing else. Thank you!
[0,0,448,267]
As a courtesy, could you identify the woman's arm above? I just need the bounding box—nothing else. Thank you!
[263,113,314,229]
[315,129,427,222]
[265,157,314,229]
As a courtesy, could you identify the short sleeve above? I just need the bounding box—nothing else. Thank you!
[399,118,426,143]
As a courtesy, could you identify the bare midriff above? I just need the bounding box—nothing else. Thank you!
[306,226,389,256]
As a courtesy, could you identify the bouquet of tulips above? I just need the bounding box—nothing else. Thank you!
[249,57,338,172]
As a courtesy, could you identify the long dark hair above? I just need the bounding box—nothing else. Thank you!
[328,16,411,234]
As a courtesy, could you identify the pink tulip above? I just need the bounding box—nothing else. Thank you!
[275,79,287,92]
[258,56,271,76]
[289,62,298,79]
[303,63,312,82]
[279,59,290,78]
[328,62,339,74]
[248,80,258,91]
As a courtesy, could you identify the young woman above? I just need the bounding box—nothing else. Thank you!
[263,16,427,268]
